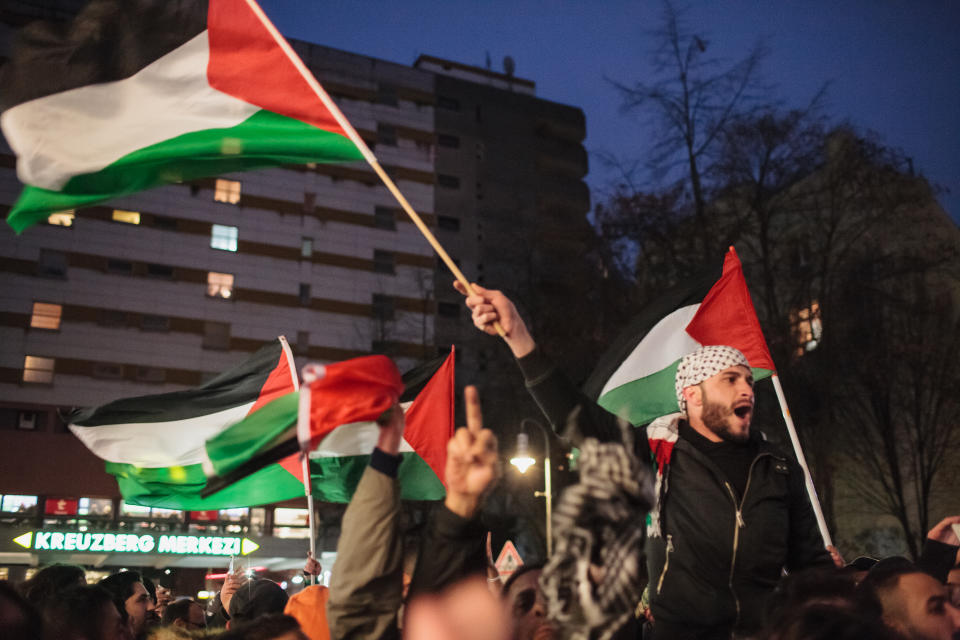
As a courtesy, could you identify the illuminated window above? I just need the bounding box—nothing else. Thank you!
[210,224,238,251]
[1,495,38,513]
[78,498,113,516]
[790,301,822,356]
[112,209,141,224]
[47,210,75,227]
[23,356,55,384]
[219,508,248,522]
[301,237,313,258]
[214,179,241,204]
[120,501,151,517]
[207,272,234,298]
[30,302,62,330]
[274,508,309,526]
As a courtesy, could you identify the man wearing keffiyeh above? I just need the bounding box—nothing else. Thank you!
[457,282,834,640]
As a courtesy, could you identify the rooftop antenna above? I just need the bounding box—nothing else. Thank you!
[503,55,515,77]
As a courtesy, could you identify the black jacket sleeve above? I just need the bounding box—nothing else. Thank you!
[516,346,650,459]
[918,538,959,583]
[407,505,487,599]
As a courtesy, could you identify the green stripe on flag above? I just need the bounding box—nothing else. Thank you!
[599,364,775,426]
[107,460,305,510]
[310,452,446,503]
[7,109,364,232]
[205,391,300,477]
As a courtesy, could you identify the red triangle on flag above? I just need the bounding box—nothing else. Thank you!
[403,347,456,487]
[685,247,777,372]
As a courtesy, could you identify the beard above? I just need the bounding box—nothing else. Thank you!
[701,389,751,444]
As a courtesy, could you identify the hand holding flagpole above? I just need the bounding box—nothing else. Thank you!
[243,0,504,338]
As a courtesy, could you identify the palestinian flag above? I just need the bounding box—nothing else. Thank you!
[205,348,456,503]
[583,247,776,426]
[0,0,364,233]
[68,337,306,510]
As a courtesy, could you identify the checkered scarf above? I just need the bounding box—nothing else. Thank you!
[540,414,654,640]
[675,345,750,415]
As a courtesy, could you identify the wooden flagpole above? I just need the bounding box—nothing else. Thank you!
[771,374,833,548]
[244,0,505,337]
[298,364,325,585]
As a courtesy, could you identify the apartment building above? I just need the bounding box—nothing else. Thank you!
[0,1,590,590]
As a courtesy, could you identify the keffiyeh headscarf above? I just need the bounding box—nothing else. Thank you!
[675,345,750,415]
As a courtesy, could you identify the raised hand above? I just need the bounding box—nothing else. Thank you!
[453,281,535,358]
[444,386,499,518]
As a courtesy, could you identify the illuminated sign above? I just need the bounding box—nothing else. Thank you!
[12,531,259,557]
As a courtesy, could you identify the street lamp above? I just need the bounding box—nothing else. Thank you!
[510,419,552,556]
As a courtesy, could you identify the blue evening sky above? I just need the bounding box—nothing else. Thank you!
[259,0,960,222]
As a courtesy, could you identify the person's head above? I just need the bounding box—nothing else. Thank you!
[501,565,554,640]
[765,567,878,634]
[216,613,307,640]
[861,558,960,640]
[19,563,86,609]
[42,584,131,640]
[228,578,289,626]
[765,603,903,640]
[98,570,154,637]
[948,551,960,610]
[161,597,206,630]
[676,345,755,442]
[0,580,44,640]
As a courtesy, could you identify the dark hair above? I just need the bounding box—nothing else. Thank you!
[500,563,546,600]
[228,578,289,624]
[162,597,201,625]
[764,604,901,640]
[0,580,44,640]
[41,584,117,640]
[217,613,306,640]
[19,564,86,608]
[765,567,877,630]
[98,569,144,603]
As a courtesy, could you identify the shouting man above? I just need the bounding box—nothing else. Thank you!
[458,282,832,639]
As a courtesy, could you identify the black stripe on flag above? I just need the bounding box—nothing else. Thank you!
[582,265,722,402]
[68,339,283,427]
[0,0,207,111]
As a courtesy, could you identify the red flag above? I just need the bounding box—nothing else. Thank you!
[685,246,777,372]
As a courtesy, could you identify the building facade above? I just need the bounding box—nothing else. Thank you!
[0,3,590,592]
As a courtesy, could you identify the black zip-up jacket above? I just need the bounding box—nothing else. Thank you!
[517,347,832,638]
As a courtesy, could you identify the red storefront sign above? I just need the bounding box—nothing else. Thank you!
[190,510,220,522]
[44,498,79,515]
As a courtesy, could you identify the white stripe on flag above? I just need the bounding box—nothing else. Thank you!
[1,31,258,191]
[308,401,416,458]
[600,304,702,396]
[69,401,254,467]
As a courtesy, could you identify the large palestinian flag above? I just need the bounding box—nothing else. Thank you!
[68,337,305,509]
[583,247,777,426]
[0,0,364,233]
[69,343,455,509]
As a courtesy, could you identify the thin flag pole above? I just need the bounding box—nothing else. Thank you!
[771,374,833,548]
[298,364,325,586]
[244,0,505,338]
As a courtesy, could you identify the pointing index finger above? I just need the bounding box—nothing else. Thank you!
[464,385,483,434]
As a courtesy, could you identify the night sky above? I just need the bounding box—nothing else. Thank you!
[259,0,960,222]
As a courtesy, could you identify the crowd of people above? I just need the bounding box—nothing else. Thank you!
[2,283,959,640]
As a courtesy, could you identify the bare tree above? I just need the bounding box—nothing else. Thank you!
[609,0,768,242]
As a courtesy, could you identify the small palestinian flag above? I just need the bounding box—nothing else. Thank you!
[205,348,456,503]
[583,247,776,426]
[0,0,363,233]
[68,337,305,510]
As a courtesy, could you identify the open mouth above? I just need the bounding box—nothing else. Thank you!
[733,405,752,419]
